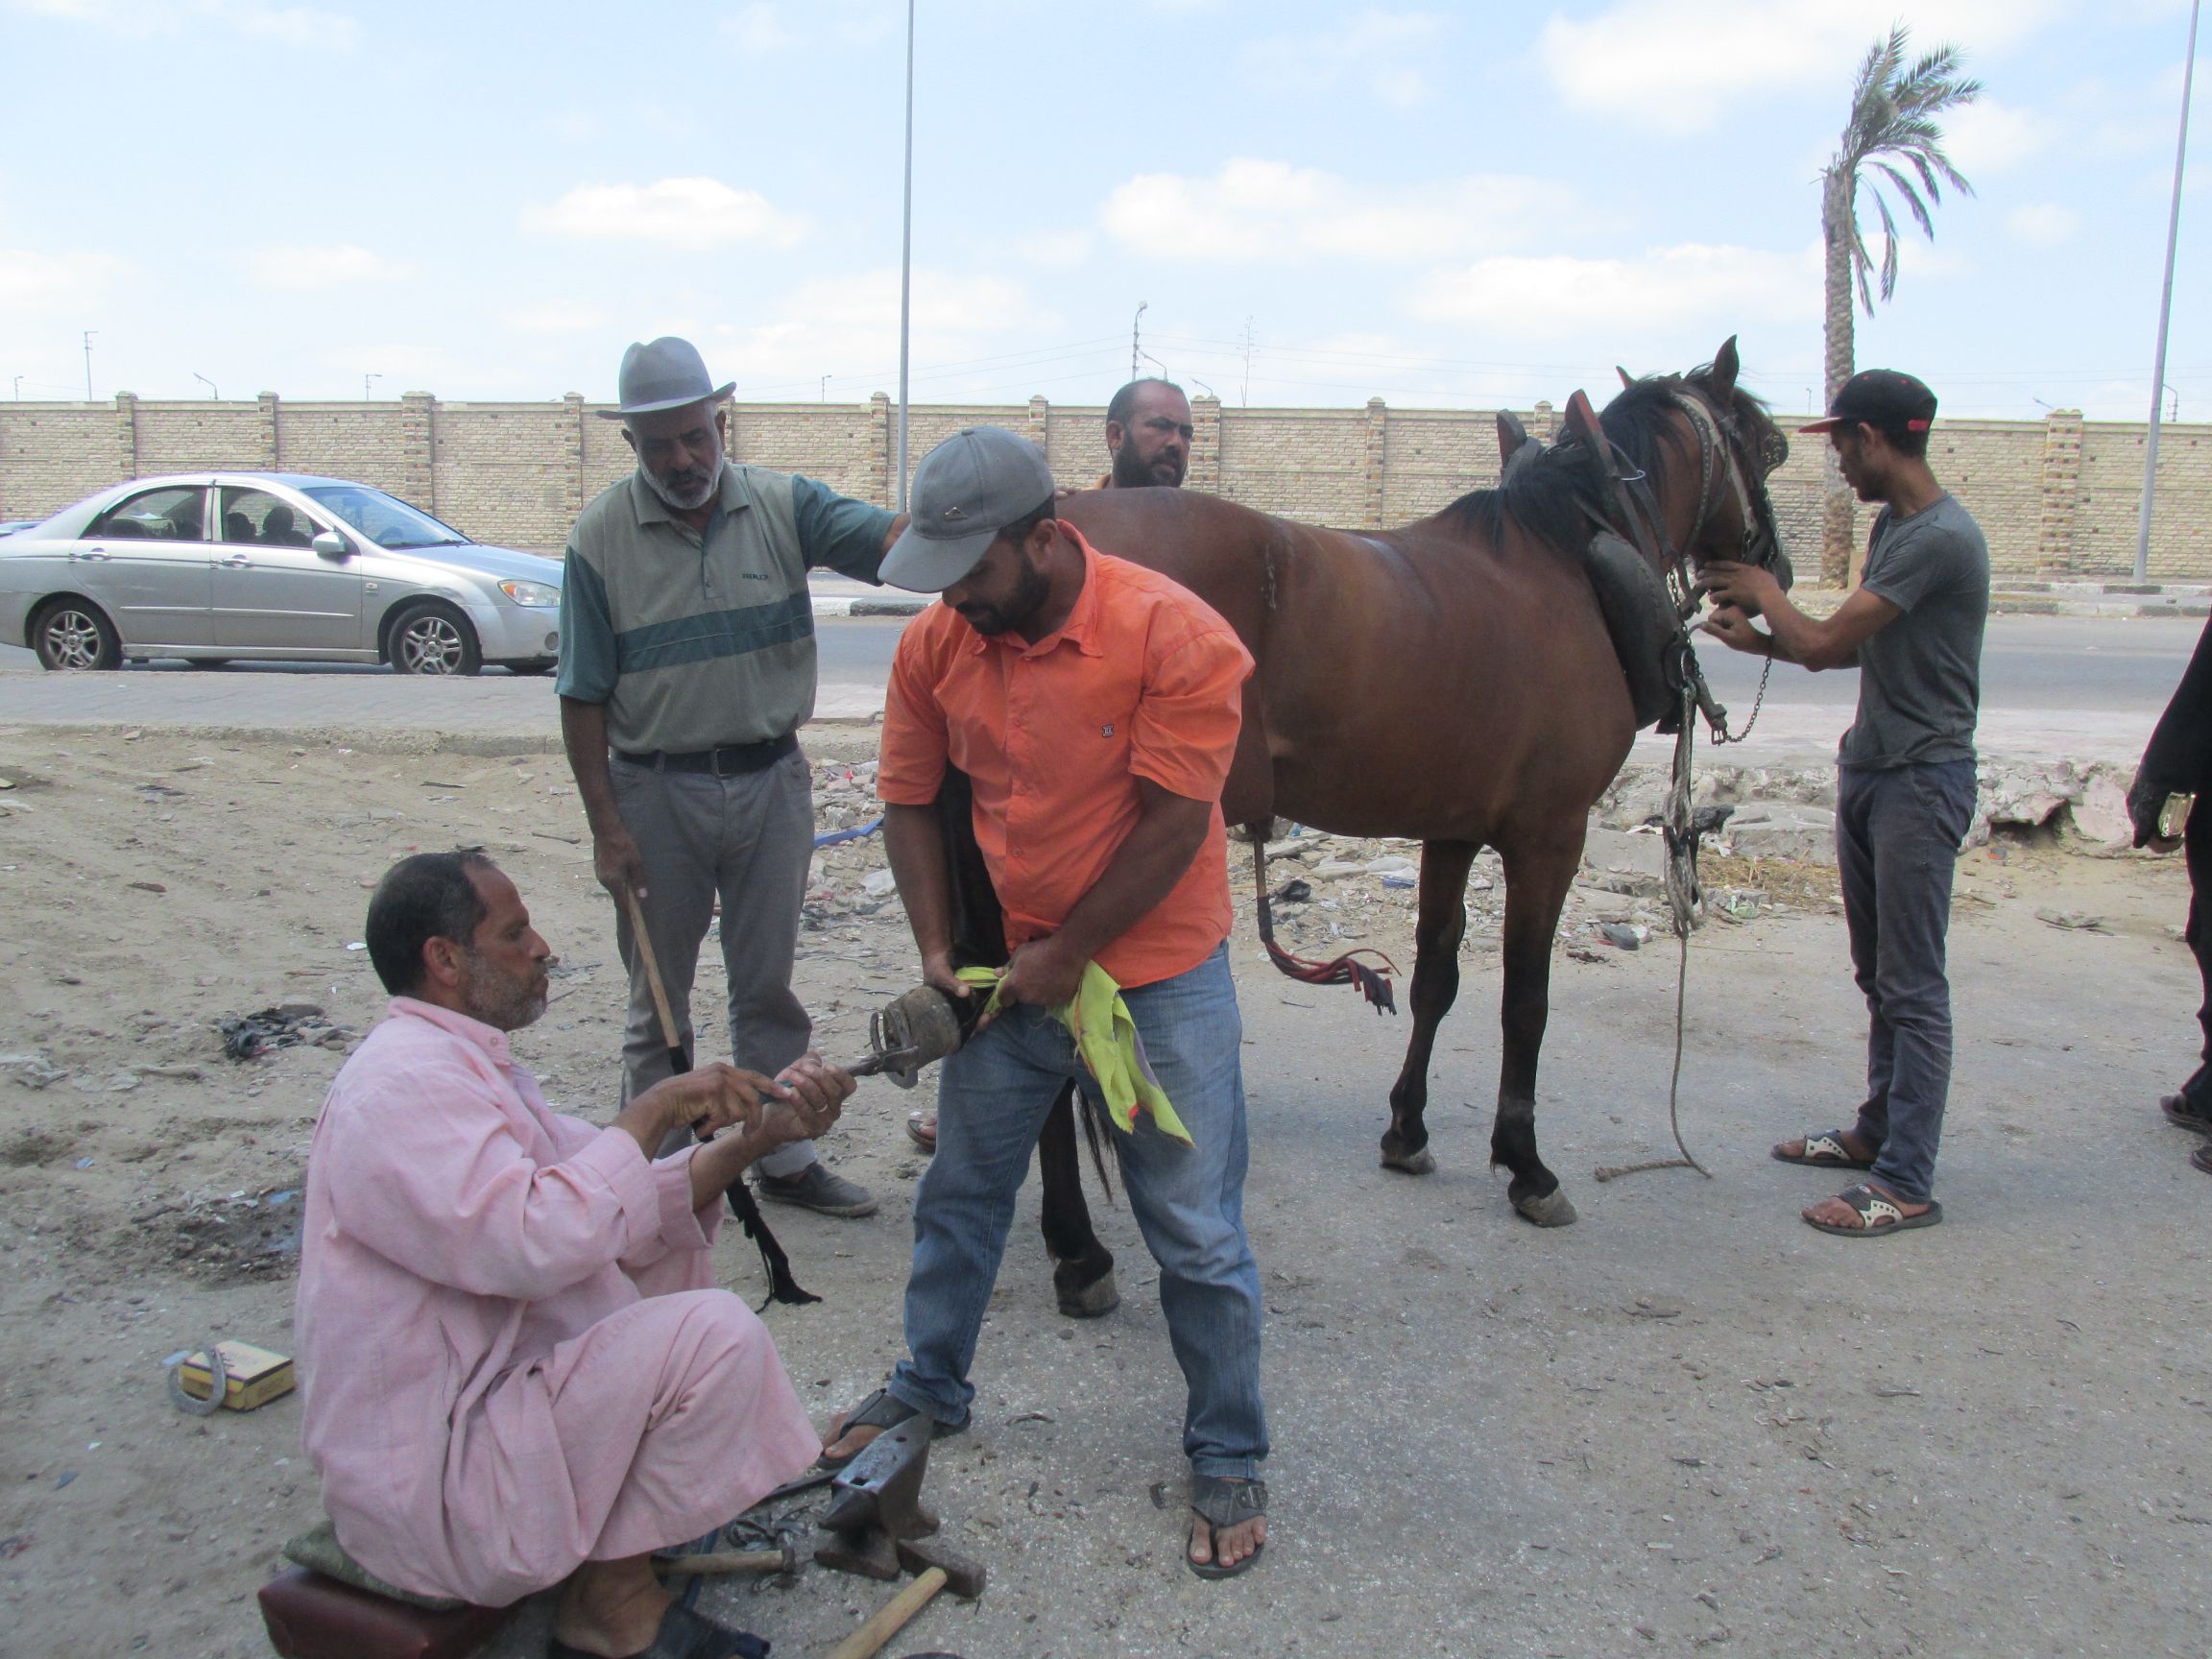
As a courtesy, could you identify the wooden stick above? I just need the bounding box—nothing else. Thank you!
[658,1548,792,1577]
[824,1567,947,1659]
[621,884,683,1067]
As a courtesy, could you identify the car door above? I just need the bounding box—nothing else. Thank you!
[211,485,365,651]
[81,484,214,646]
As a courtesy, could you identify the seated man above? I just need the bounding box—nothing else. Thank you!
[296,849,852,1659]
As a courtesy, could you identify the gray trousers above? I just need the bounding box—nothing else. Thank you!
[1837,758,1978,1204]
[611,749,817,1179]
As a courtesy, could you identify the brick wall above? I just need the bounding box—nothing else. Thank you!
[6,391,2210,579]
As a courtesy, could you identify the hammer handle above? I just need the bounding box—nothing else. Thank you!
[825,1565,947,1659]
[659,1549,790,1576]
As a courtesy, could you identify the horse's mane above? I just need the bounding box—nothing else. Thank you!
[1442,364,1786,555]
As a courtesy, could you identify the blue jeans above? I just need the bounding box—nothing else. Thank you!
[887,945,1268,1479]
[1837,759,1977,1204]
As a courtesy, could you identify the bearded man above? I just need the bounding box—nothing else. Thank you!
[1102,377,1193,490]
[297,850,854,1657]
[558,336,905,1218]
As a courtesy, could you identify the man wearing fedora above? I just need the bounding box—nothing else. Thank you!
[1698,370,1989,1239]
[820,426,1272,1578]
[558,337,903,1218]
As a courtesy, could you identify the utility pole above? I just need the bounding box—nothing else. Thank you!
[11,375,20,401]
[896,0,914,512]
[820,374,830,402]
[1131,301,1147,381]
[193,373,218,400]
[2137,0,2200,583]
[364,373,382,400]
[1240,316,1256,406]
[82,330,96,400]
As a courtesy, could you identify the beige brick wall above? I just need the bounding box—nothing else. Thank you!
[6,391,2210,578]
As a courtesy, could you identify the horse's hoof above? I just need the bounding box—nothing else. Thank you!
[1381,1147,1437,1175]
[1511,1188,1578,1227]
[1055,1268,1120,1319]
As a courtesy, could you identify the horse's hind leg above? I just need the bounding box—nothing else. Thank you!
[1038,1082,1119,1317]
[1491,836,1581,1226]
[1382,839,1483,1175]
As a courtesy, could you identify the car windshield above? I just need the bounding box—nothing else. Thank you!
[300,485,469,550]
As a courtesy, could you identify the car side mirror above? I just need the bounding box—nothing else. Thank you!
[310,530,349,559]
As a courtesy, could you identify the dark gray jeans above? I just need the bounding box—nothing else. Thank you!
[612,748,817,1180]
[1837,758,1977,1204]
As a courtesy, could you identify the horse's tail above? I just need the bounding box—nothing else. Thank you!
[1249,835,1398,1014]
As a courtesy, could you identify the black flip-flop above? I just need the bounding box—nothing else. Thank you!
[1187,1475,1267,1580]
[1804,1183,1942,1238]
[1771,1130,1875,1170]
[548,1600,768,1659]
[2162,1094,2212,1135]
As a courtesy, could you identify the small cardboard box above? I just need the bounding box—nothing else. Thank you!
[178,1341,296,1411]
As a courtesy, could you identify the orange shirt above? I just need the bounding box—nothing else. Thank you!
[878,527,1253,989]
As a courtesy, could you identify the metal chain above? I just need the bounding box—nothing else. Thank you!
[1709,653,1772,746]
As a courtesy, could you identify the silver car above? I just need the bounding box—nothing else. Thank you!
[0,472,564,674]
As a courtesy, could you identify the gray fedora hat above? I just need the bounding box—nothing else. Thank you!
[597,336,735,420]
[882,426,1057,592]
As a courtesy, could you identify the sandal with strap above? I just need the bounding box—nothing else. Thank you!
[816,1386,958,1471]
[1771,1129,1874,1169]
[1804,1182,1942,1238]
[1187,1475,1268,1580]
[549,1600,768,1659]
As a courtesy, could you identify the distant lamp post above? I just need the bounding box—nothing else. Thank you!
[82,329,96,400]
[896,0,914,512]
[193,373,218,399]
[2136,0,2200,583]
[364,373,382,400]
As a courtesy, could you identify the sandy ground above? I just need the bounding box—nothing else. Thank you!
[1,723,2209,1659]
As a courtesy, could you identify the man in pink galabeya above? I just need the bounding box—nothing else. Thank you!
[296,849,852,1659]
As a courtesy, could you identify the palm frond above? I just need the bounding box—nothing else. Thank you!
[1872,162,1936,238]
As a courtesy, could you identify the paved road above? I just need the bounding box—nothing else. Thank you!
[2,613,2200,766]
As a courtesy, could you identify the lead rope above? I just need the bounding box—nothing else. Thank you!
[1595,669,1713,1185]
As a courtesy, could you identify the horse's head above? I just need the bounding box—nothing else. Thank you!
[1598,335,1794,591]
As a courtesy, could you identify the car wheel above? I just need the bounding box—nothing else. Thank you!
[31,596,122,671]
[388,601,482,677]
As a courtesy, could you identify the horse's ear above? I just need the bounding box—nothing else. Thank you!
[1563,389,1623,517]
[1710,336,1741,404]
[1616,366,1636,390]
[1496,410,1528,468]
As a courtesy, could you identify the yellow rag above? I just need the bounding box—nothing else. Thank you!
[954,963,1193,1147]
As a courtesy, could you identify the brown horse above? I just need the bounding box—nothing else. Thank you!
[1002,338,1791,1309]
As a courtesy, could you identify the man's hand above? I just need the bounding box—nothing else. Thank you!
[988,934,1086,1024]
[758,1054,855,1147]
[917,948,973,1003]
[1701,603,1769,657]
[2129,772,2183,852]
[615,1062,785,1156]
[593,824,647,900]
[1696,561,1784,619]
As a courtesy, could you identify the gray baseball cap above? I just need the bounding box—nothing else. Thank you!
[597,336,735,420]
[880,426,1057,592]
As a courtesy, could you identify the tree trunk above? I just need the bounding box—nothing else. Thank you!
[1819,168,1858,588]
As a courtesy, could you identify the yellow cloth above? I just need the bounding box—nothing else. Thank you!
[955,964,1193,1147]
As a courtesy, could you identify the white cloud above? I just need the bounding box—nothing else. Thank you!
[1412,241,1822,340]
[1539,0,2070,134]
[9,0,358,48]
[724,2,797,52]
[1100,159,1565,263]
[244,244,412,288]
[521,178,808,251]
[2007,203,2080,246]
[1941,97,2047,174]
[503,301,606,334]
[0,247,131,311]
[1241,10,1448,108]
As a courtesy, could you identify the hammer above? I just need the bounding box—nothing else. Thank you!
[655,1538,799,1578]
[824,1536,986,1659]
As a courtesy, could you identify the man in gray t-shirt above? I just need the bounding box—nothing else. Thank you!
[1699,370,1989,1239]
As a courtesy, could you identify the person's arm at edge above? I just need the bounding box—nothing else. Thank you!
[1698,562,1899,672]
[884,802,963,998]
[791,473,909,585]
[559,695,645,897]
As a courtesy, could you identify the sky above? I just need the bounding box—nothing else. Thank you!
[1,0,2207,421]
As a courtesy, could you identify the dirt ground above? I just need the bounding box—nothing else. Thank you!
[1,723,2208,1659]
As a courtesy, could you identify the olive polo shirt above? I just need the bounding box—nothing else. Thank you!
[556,463,893,755]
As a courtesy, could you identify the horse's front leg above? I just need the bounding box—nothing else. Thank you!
[1490,835,1580,1226]
[1382,839,1482,1174]
[1038,1081,1119,1317]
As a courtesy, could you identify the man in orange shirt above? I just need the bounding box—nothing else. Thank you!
[823,426,1270,1578]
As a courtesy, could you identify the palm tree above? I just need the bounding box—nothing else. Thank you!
[1818,27,1981,584]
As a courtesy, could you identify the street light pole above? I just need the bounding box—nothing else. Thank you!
[2136,0,2200,584]
[82,330,96,400]
[896,0,914,513]
[1131,301,1147,381]
[364,373,382,400]
[193,373,218,400]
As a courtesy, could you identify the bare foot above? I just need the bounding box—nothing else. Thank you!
[1189,1481,1267,1575]
[819,1414,885,1465]
[551,1555,668,1657]
[1802,1179,1932,1231]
